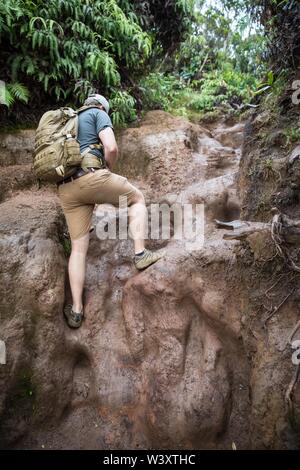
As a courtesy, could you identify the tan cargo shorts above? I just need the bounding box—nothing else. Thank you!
[58,169,140,240]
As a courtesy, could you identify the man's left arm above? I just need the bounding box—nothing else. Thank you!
[99,127,118,170]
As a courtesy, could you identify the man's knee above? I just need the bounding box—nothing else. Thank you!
[130,189,145,205]
[71,233,90,254]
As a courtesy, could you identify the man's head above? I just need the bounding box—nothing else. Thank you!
[84,94,110,114]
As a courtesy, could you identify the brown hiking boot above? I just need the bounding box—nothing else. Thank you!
[63,304,84,328]
[134,249,165,270]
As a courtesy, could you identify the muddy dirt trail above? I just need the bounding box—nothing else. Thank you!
[0,111,299,449]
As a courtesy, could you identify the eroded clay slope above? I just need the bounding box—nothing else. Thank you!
[0,111,299,449]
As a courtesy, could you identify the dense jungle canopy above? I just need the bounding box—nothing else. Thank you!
[0,0,299,126]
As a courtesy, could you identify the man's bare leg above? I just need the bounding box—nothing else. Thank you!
[67,191,162,318]
[68,233,90,313]
[128,191,164,269]
[128,192,147,254]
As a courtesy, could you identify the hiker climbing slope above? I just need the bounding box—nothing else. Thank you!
[34,94,164,328]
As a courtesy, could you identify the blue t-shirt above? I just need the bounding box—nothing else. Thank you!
[77,108,113,158]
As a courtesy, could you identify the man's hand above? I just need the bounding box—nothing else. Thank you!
[99,127,118,170]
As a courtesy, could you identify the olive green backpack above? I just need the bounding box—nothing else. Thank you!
[34,106,101,183]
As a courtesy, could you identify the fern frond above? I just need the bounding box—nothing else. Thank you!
[1,82,30,107]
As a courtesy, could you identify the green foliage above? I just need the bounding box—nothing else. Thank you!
[138,64,258,118]
[62,236,71,258]
[175,2,267,83]
[0,0,153,122]
[147,1,267,118]
[250,0,300,72]
[139,72,184,110]
[230,29,267,76]
[2,0,285,125]
[254,70,274,96]
[110,90,137,127]
[189,67,258,111]
[254,70,287,120]
[1,82,29,107]
[130,0,195,53]
[0,0,196,125]
[283,128,300,146]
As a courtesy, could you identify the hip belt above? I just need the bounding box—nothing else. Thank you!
[57,167,102,187]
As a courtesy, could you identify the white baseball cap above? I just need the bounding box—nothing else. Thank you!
[84,94,110,114]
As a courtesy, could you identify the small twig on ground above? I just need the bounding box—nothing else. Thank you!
[264,273,286,299]
[264,289,294,326]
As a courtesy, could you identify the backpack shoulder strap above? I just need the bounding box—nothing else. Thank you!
[75,105,103,139]
[76,105,101,114]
